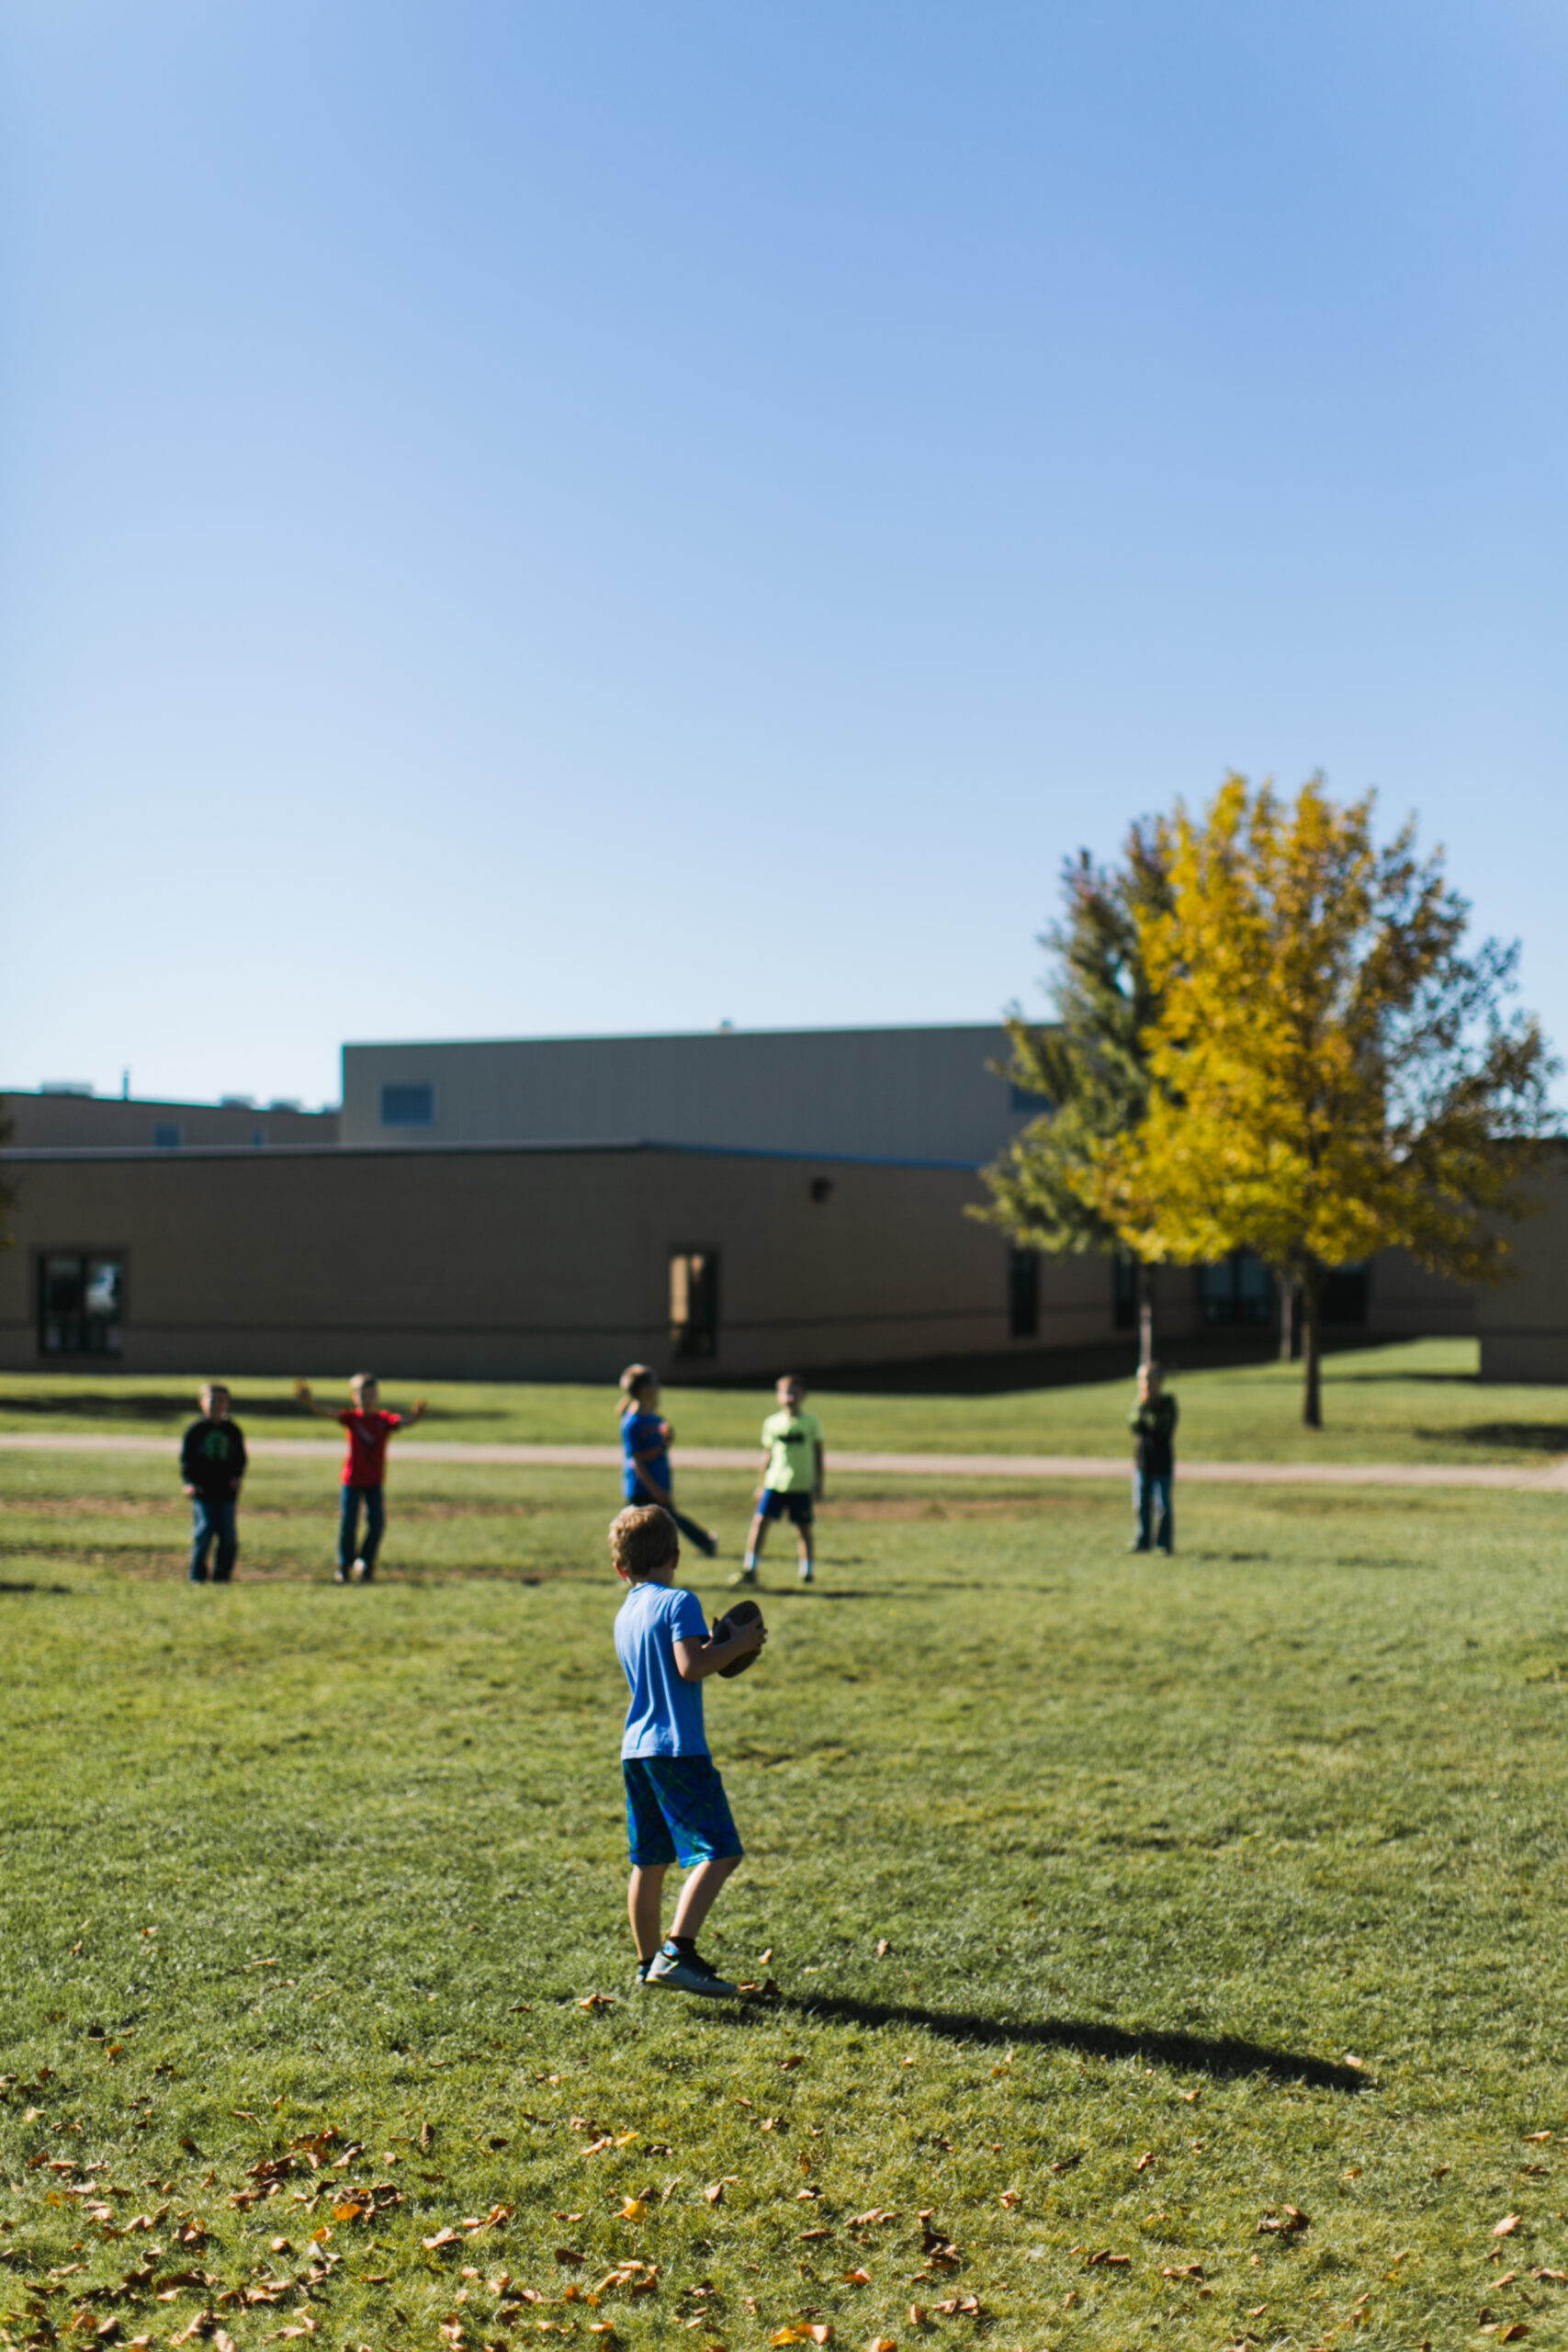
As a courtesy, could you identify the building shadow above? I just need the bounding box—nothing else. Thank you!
[775,1989,1367,2091]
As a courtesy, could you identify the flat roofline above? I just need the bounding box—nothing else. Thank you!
[0,1091,336,1114]
[341,1020,1020,1051]
[0,1136,982,1172]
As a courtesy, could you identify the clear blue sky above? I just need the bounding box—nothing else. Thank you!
[4,0,1563,1109]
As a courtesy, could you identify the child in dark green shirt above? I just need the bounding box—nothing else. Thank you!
[1128,1362,1178,1555]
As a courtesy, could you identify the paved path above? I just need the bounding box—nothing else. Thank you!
[1,1431,1564,1492]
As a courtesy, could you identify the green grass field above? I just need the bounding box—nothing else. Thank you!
[3,1336,1568,1464]
[4,1418,1568,2352]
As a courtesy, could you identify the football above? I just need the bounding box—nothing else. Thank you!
[714,1595,765,1678]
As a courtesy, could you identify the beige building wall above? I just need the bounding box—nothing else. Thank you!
[2,1092,338,1151]
[1479,1147,1568,1382]
[0,1142,1104,1381]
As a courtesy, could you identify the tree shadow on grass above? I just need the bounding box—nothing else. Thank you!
[1419,1421,1568,1453]
[0,1580,73,1594]
[775,1990,1368,2092]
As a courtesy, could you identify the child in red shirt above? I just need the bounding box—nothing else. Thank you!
[295,1373,425,1582]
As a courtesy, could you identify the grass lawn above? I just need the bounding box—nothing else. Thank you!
[2,1338,1567,1465]
[4,1444,1568,2352]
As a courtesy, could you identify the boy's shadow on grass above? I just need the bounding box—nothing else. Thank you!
[773,1990,1367,2092]
[0,1579,73,1595]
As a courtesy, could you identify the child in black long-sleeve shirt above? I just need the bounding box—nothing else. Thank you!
[180,1384,248,1583]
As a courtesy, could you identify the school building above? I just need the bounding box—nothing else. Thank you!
[0,1024,1493,1382]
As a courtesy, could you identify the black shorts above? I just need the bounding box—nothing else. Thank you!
[759,1488,814,1526]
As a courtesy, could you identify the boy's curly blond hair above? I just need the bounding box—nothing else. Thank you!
[610,1503,679,1579]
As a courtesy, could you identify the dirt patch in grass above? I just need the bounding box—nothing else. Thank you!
[826,1494,1102,1521]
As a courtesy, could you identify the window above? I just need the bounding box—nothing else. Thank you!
[1200,1249,1276,1328]
[39,1254,124,1356]
[1008,1245,1040,1340]
[1113,1254,1137,1330]
[380,1082,434,1126]
[670,1249,720,1360]
[153,1124,182,1149]
[1321,1261,1371,1326]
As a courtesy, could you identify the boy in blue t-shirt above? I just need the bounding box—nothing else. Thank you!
[611,1502,765,1996]
[616,1364,719,1559]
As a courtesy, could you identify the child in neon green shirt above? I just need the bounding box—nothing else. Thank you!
[733,1374,826,1588]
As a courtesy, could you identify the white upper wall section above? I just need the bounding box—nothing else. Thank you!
[340,1025,1038,1166]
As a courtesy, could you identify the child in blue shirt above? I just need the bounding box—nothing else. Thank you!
[611,1502,764,1996]
[617,1364,719,1559]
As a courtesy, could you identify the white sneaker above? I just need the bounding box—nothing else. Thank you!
[646,1946,741,1997]
[798,1563,815,1584]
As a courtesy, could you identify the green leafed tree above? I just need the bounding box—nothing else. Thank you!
[976,818,1174,1351]
[1089,775,1560,1427]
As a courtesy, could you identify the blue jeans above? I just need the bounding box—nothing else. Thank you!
[189,1495,238,1582]
[1133,1469,1173,1553]
[338,1484,386,1572]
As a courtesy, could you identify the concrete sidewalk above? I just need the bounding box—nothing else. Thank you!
[1,1431,1564,1492]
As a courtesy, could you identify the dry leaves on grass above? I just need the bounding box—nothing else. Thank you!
[1162,2264,1205,2281]
[1257,2205,1310,2237]
[1083,2250,1130,2269]
[1495,2215,1523,2238]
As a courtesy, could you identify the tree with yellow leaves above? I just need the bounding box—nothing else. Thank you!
[1089,775,1558,1427]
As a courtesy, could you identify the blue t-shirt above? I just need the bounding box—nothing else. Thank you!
[615,1580,709,1758]
[621,1409,671,1501]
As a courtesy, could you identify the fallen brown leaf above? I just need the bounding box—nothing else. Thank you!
[908,2310,926,2328]
[1495,2216,1523,2238]
[874,1940,891,1959]
[841,2268,873,2286]
[423,2228,462,2250]
[779,2055,804,2073]
[1134,2154,1155,2174]
[1525,2132,1553,2145]
[1162,2265,1204,2281]
[554,2249,588,2267]
[1084,2250,1130,2268]
[808,2328,833,2345]
[998,2189,1021,2210]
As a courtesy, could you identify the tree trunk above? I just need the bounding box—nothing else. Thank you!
[1301,1271,1324,1429]
[1278,1274,1294,1364]
[1136,1261,1156,1369]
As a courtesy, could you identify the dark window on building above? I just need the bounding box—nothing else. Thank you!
[1200,1248,1275,1327]
[1008,1245,1041,1340]
[39,1254,124,1357]
[380,1082,434,1126]
[1113,1254,1137,1330]
[1321,1261,1371,1326]
[670,1249,720,1359]
[1009,1080,1053,1114]
[153,1123,181,1149]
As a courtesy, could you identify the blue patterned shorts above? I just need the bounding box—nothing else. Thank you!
[623,1754,743,1869]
